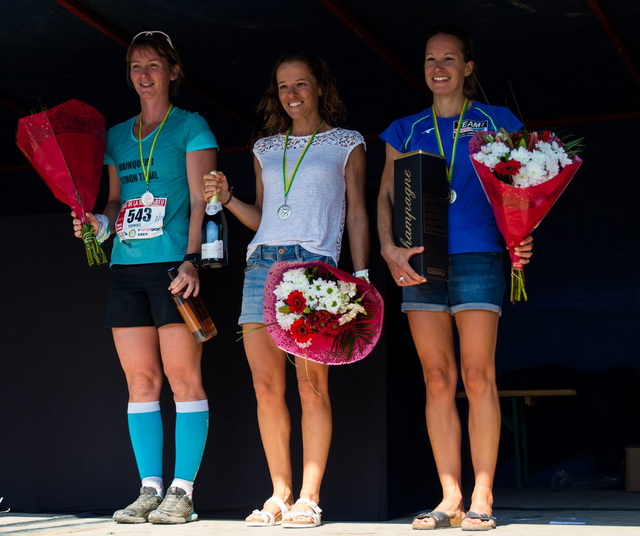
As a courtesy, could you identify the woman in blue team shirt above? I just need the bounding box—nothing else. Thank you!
[72,31,217,525]
[377,25,532,531]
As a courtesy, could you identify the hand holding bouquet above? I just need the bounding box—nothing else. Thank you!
[470,128,583,302]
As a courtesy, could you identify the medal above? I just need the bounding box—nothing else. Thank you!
[138,105,173,207]
[432,99,468,204]
[141,190,154,206]
[277,204,292,219]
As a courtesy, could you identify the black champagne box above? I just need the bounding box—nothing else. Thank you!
[393,150,449,281]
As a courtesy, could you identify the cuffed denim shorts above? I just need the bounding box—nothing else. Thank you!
[238,245,336,325]
[106,262,184,328]
[402,252,505,315]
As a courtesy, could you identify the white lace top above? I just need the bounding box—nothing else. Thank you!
[248,127,365,262]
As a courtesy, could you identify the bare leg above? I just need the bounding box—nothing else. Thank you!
[158,323,205,401]
[407,311,465,528]
[113,326,164,402]
[284,357,331,521]
[243,325,293,522]
[456,310,500,529]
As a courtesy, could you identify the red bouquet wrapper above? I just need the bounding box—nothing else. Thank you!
[264,261,384,365]
[16,99,107,265]
[469,131,583,302]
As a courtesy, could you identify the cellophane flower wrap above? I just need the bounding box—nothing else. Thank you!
[469,129,583,302]
[16,99,107,265]
[264,261,384,365]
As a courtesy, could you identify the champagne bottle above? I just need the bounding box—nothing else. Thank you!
[168,267,217,343]
[201,192,228,268]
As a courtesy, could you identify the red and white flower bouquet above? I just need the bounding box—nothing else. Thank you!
[264,261,383,365]
[470,129,583,302]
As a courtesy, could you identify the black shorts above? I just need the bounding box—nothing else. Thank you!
[105,262,185,328]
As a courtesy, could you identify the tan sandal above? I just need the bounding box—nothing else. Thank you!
[245,496,289,527]
[282,498,322,528]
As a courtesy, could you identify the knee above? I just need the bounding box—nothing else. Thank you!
[165,370,205,400]
[297,376,330,409]
[252,376,286,407]
[423,365,456,398]
[462,366,494,397]
[126,371,163,400]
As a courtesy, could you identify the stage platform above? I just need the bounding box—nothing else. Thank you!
[1,488,638,535]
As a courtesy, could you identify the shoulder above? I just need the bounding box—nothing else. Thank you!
[325,128,365,148]
[386,108,432,131]
[469,102,521,130]
[253,134,283,157]
[171,107,209,127]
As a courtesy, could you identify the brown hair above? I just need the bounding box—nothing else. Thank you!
[257,51,347,135]
[126,32,184,100]
[425,24,477,100]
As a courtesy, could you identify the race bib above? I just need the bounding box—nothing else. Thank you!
[116,197,167,241]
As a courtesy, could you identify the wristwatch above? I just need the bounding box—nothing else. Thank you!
[183,253,201,268]
[352,269,370,283]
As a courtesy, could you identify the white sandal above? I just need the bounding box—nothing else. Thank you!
[282,498,322,528]
[245,496,289,527]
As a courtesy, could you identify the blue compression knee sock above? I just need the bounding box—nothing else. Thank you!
[174,400,209,482]
[127,401,163,481]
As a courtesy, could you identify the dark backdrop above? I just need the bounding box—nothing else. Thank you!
[1,118,639,519]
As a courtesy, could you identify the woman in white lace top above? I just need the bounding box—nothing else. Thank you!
[203,51,369,528]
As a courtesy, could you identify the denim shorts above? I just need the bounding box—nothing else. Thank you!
[106,262,184,328]
[402,252,505,315]
[238,245,336,325]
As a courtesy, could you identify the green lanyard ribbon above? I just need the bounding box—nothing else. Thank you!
[432,98,468,183]
[138,105,174,189]
[282,120,324,199]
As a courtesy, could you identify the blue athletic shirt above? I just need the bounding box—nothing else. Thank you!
[381,102,522,255]
[104,107,218,266]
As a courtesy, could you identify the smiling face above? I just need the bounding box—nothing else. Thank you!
[424,33,474,98]
[276,60,323,124]
[129,46,179,102]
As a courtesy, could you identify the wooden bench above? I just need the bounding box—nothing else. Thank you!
[456,389,578,488]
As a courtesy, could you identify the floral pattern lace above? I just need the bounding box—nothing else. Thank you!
[254,128,364,155]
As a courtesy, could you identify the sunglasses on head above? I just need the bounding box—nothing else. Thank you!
[131,30,174,49]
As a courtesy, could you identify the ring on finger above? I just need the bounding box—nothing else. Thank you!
[398,276,405,282]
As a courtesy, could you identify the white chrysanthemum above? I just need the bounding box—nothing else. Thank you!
[274,280,301,300]
[487,141,510,159]
[282,268,307,284]
[510,147,532,164]
[276,306,299,330]
[473,153,501,168]
[525,161,545,178]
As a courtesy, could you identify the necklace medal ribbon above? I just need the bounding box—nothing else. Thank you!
[279,120,324,219]
[432,98,468,204]
[138,105,173,206]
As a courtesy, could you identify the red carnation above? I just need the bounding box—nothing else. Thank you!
[285,290,307,314]
[290,318,312,344]
[495,159,522,177]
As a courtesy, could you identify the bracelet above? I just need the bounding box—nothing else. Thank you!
[352,269,370,283]
[183,253,201,268]
[222,186,234,206]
